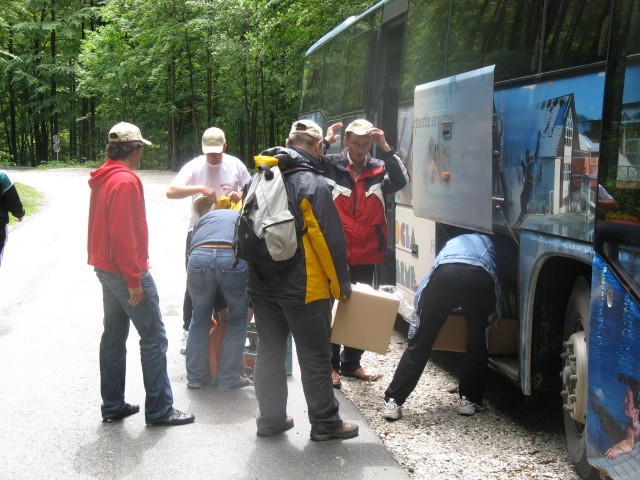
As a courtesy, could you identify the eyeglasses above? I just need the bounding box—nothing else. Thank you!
[294,122,309,132]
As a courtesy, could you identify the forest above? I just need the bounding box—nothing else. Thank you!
[0,0,371,170]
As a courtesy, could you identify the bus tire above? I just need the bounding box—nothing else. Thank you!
[561,277,597,480]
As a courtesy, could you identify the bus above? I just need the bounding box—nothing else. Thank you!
[299,1,640,478]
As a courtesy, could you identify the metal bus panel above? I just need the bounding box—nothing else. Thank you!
[518,231,594,395]
[394,203,436,321]
[412,65,495,233]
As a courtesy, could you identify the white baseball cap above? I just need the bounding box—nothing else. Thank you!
[289,119,323,141]
[202,127,226,154]
[345,119,374,136]
[108,122,152,145]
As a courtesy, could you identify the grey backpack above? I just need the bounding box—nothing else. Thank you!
[233,161,299,270]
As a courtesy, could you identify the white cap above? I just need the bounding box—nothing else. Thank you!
[202,127,226,154]
[345,119,373,136]
[108,122,152,145]
[289,119,323,141]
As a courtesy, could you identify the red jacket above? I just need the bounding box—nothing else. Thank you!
[322,148,408,265]
[87,160,150,288]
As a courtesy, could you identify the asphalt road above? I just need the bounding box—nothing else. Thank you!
[0,167,408,480]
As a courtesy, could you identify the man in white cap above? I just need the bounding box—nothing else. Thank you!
[166,127,251,354]
[88,122,195,427]
[323,119,409,387]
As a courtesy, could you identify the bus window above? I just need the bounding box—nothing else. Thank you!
[400,0,447,102]
[598,60,640,225]
[447,0,541,81]
[343,26,374,114]
[322,32,349,118]
[542,1,611,72]
[300,48,325,114]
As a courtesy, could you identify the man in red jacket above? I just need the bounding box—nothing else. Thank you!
[323,119,409,387]
[87,122,194,427]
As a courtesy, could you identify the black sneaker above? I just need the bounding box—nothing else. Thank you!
[102,403,140,423]
[310,421,359,441]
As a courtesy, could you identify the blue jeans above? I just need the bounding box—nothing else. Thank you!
[186,248,249,390]
[95,269,174,424]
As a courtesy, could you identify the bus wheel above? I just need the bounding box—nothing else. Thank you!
[561,277,597,480]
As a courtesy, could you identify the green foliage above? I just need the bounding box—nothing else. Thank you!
[0,0,372,169]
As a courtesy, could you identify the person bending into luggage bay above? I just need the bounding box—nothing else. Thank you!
[383,233,517,420]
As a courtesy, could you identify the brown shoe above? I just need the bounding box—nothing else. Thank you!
[332,370,341,389]
[341,367,381,382]
[310,421,359,441]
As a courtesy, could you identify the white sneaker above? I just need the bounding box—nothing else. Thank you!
[458,396,487,416]
[383,398,402,420]
[180,330,188,355]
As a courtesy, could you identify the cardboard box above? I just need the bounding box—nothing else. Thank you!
[331,283,400,355]
[432,314,519,355]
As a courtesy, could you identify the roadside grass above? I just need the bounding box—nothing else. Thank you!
[8,182,44,227]
[0,160,102,170]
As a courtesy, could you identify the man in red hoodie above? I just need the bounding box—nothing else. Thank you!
[87,122,194,427]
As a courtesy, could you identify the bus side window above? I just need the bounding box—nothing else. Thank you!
[542,0,611,72]
[447,0,542,80]
[301,49,325,114]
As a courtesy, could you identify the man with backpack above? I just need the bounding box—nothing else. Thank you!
[245,119,359,441]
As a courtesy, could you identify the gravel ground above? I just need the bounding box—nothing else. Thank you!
[338,328,583,480]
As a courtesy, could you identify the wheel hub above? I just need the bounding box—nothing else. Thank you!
[560,331,587,423]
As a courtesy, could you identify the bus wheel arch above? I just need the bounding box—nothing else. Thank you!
[561,276,597,480]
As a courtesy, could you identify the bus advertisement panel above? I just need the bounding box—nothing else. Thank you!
[588,253,640,478]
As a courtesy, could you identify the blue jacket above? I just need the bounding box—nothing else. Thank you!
[414,234,517,320]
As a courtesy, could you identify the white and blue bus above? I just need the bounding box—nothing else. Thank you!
[300,1,640,478]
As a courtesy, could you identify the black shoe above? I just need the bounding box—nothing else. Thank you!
[146,408,195,427]
[257,415,294,437]
[310,421,359,441]
[102,403,140,423]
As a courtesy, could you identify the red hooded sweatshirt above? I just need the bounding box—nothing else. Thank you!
[87,160,150,289]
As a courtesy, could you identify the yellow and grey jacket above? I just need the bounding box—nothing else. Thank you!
[245,146,351,303]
